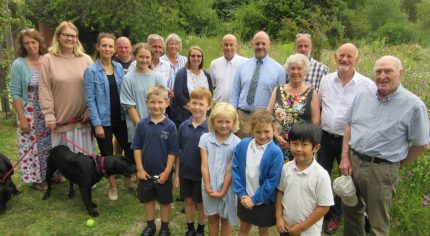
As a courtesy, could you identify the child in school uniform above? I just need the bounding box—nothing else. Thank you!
[276,121,334,236]
[131,85,179,236]
[175,87,212,236]
[232,110,284,236]
[199,102,241,236]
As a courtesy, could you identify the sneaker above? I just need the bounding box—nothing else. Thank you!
[159,229,171,236]
[140,226,156,236]
[325,215,341,234]
[108,187,118,201]
[185,229,195,236]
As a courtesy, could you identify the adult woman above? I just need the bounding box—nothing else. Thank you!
[160,33,188,92]
[10,29,51,190]
[267,53,320,161]
[39,21,96,160]
[84,33,135,201]
[171,46,213,127]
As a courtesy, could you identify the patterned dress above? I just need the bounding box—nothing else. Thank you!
[17,70,51,183]
[272,85,313,161]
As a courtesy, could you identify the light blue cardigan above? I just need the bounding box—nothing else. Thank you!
[10,57,33,105]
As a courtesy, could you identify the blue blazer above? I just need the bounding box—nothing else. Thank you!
[232,138,284,205]
[84,60,124,126]
[171,67,213,126]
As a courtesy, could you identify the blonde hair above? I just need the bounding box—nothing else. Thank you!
[208,102,239,133]
[49,21,85,56]
[146,85,169,101]
[190,87,212,106]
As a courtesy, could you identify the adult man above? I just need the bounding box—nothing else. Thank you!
[113,36,134,74]
[209,34,248,103]
[317,43,374,234]
[129,34,170,88]
[294,33,329,90]
[230,31,285,137]
[340,56,430,235]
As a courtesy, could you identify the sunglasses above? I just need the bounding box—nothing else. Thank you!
[296,33,311,39]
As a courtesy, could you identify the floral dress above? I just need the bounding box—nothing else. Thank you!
[16,70,51,183]
[272,85,313,161]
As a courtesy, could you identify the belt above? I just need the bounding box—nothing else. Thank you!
[352,149,395,164]
[238,108,251,114]
[322,130,343,139]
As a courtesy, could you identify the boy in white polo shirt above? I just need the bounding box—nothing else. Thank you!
[275,121,334,236]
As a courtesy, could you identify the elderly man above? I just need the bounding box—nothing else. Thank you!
[294,33,329,90]
[317,43,374,234]
[230,31,286,137]
[209,34,248,103]
[113,36,134,74]
[129,34,170,88]
[340,56,430,235]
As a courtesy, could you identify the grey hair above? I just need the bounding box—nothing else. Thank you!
[147,34,164,45]
[284,53,310,73]
[165,33,182,52]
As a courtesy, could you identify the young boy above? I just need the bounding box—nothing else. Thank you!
[275,121,334,236]
[175,87,212,236]
[131,85,179,236]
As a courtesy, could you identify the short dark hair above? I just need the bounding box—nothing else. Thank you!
[288,121,321,147]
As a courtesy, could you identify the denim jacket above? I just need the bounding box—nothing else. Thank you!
[84,60,124,126]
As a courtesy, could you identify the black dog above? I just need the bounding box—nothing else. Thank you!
[42,145,136,217]
[0,153,21,214]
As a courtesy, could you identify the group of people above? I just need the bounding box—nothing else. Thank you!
[9,20,430,236]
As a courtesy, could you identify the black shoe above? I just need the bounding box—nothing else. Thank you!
[185,229,195,236]
[159,229,171,236]
[141,226,156,236]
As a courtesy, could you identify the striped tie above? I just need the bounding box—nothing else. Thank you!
[246,59,263,105]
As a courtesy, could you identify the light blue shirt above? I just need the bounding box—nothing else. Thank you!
[230,56,286,111]
[120,70,164,142]
[345,84,430,162]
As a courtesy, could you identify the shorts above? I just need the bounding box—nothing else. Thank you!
[180,178,203,203]
[137,176,173,204]
[237,199,276,227]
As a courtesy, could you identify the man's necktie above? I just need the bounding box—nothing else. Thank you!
[246,59,263,105]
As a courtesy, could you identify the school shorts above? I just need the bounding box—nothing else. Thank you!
[137,176,173,204]
[180,178,203,203]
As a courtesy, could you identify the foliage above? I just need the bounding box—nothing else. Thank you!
[373,23,416,45]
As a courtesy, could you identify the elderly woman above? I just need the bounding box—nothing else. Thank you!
[160,33,188,92]
[10,29,51,190]
[39,21,96,163]
[267,53,320,161]
[171,46,213,127]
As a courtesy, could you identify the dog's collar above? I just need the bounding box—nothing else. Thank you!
[95,156,108,178]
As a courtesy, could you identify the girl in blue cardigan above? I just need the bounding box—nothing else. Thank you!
[232,110,284,235]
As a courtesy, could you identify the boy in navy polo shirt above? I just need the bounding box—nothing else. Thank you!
[131,85,179,236]
[175,87,212,236]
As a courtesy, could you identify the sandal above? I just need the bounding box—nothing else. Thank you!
[31,182,48,191]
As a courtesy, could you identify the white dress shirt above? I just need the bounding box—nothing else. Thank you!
[209,54,248,103]
[318,70,374,135]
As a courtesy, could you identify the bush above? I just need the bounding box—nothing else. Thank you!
[373,23,416,45]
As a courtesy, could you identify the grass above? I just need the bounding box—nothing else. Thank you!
[1,38,429,235]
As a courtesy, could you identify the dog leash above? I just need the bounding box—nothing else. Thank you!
[0,117,85,183]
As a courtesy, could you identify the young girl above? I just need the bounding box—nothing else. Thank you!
[199,102,241,236]
[120,43,164,143]
[84,33,134,201]
[232,110,284,236]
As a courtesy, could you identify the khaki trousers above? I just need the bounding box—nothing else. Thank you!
[342,151,399,236]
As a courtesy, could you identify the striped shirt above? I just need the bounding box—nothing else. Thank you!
[160,53,188,90]
[305,58,329,91]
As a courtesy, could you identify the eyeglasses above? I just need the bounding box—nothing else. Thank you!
[296,33,311,39]
[61,32,77,39]
[190,55,202,58]
[20,28,35,34]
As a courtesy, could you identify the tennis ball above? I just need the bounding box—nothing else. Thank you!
[86,219,95,227]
